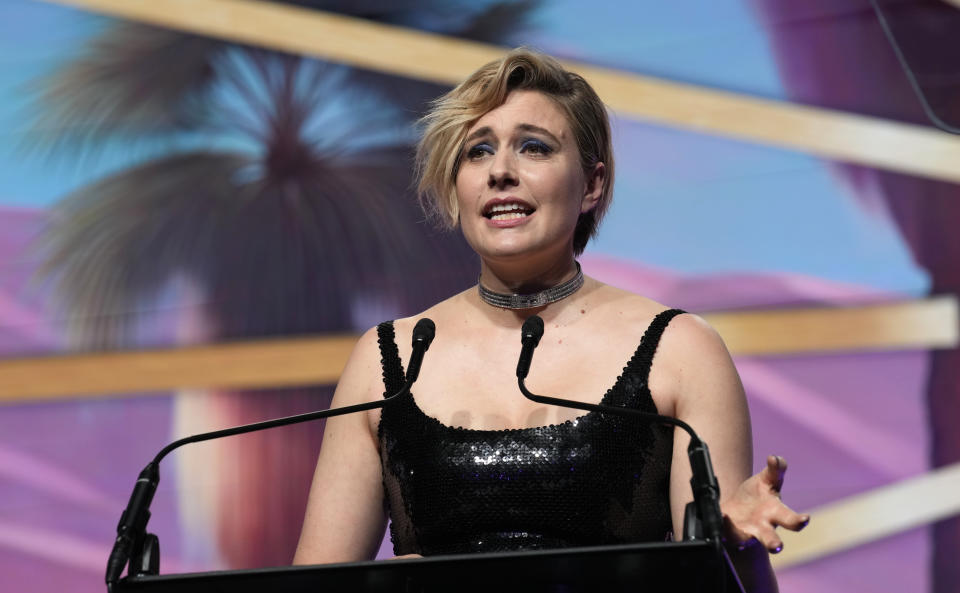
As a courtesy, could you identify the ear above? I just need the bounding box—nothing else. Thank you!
[580,162,605,213]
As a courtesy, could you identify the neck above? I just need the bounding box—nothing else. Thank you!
[478,255,578,295]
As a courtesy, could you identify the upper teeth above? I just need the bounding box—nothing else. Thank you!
[489,203,529,214]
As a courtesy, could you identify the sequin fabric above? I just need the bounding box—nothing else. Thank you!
[377,309,684,556]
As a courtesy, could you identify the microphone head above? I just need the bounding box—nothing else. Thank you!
[412,318,436,350]
[521,315,544,346]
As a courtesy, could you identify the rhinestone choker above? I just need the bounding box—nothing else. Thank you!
[478,262,584,309]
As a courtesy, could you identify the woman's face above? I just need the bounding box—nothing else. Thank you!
[455,90,602,263]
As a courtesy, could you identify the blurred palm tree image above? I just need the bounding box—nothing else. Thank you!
[32,0,536,569]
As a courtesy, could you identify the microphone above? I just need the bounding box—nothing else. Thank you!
[516,315,544,379]
[105,319,436,589]
[406,318,436,383]
[514,316,724,548]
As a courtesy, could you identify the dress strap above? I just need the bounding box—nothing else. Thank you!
[376,321,406,398]
[624,308,686,386]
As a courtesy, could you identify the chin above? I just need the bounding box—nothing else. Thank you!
[477,243,547,262]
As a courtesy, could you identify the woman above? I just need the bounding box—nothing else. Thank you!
[294,49,807,590]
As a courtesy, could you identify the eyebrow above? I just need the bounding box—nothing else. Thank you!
[463,123,562,146]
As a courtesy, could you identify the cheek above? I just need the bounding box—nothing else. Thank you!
[454,186,479,219]
[527,168,584,212]
[455,170,483,207]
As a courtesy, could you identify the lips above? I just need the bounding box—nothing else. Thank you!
[482,199,535,221]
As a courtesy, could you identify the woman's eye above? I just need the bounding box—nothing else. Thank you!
[520,139,552,155]
[466,143,493,160]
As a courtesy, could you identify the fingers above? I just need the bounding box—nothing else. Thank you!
[760,507,811,553]
[761,507,810,552]
[732,511,787,553]
[723,514,760,552]
[725,459,808,554]
[754,522,784,554]
[726,513,782,553]
[778,508,811,532]
[763,454,787,493]
[724,499,811,554]
[768,498,810,531]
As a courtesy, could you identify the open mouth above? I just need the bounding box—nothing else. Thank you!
[484,202,535,221]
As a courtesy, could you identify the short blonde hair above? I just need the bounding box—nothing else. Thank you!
[415,48,614,255]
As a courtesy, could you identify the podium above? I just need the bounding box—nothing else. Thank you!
[112,540,745,592]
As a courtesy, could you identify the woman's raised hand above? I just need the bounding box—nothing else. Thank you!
[721,455,809,553]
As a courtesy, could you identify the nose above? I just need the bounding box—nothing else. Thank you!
[487,150,519,189]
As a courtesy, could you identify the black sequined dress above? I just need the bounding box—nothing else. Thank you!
[376,309,684,556]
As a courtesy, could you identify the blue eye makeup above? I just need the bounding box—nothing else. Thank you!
[463,137,554,161]
[466,142,494,159]
[520,138,552,155]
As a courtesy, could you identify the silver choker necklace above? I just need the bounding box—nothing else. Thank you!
[478,262,584,309]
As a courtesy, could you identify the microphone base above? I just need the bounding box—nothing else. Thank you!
[682,501,704,541]
[131,533,160,577]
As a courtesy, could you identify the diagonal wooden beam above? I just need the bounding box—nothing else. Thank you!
[0,334,357,402]
[0,297,954,402]
[43,0,960,184]
[707,295,958,356]
[773,461,960,568]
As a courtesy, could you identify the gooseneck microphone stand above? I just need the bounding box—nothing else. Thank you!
[515,316,726,570]
[105,319,436,591]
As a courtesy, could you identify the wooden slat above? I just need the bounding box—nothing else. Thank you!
[703,296,958,356]
[774,461,960,568]
[0,335,356,402]
[43,0,960,184]
[0,298,955,402]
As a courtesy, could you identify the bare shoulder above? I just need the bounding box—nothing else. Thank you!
[654,311,744,417]
[590,286,738,411]
[588,283,681,335]
[657,312,730,360]
[568,282,727,357]
[334,324,388,407]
